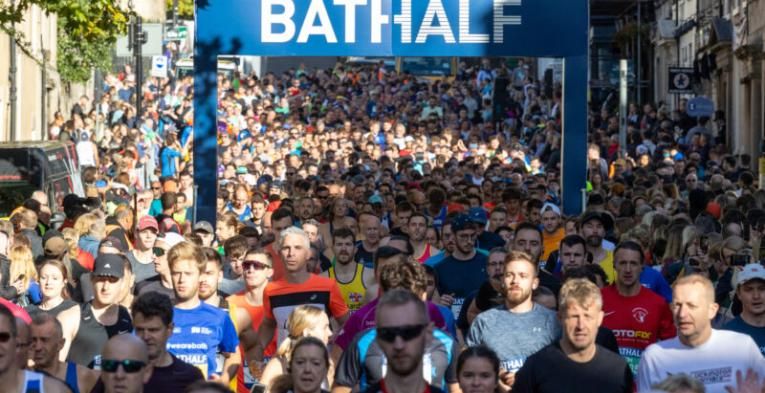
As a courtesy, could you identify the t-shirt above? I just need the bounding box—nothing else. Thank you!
[434,252,488,318]
[263,274,348,345]
[335,328,457,391]
[598,250,615,284]
[354,242,376,269]
[90,354,205,393]
[467,303,561,372]
[166,302,239,378]
[637,330,765,393]
[334,297,447,351]
[541,227,565,261]
[600,286,676,375]
[512,343,633,393]
[639,267,673,303]
[134,276,176,300]
[722,316,765,356]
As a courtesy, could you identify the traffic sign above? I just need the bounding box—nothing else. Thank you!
[166,26,188,41]
[669,67,694,94]
[151,55,168,78]
[687,96,715,117]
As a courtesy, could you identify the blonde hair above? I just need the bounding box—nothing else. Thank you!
[73,212,106,239]
[9,244,37,292]
[276,305,326,358]
[61,228,80,256]
[558,278,602,312]
[673,274,715,303]
[167,241,206,273]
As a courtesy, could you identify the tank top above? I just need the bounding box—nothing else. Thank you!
[228,294,277,393]
[328,263,367,313]
[23,370,45,393]
[65,362,80,393]
[28,299,77,319]
[416,244,433,264]
[67,303,133,368]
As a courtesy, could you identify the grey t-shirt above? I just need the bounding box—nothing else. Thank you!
[126,251,158,284]
[467,303,560,372]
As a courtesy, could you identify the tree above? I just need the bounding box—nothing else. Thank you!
[166,0,193,20]
[0,0,129,83]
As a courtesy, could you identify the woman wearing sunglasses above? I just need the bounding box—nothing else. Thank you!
[457,346,502,393]
[268,337,330,393]
[260,305,333,392]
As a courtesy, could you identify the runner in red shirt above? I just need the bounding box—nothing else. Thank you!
[255,227,349,357]
[601,241,675,375]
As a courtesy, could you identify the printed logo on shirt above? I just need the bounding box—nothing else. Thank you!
[632,307,648,323]
[612,329,653,340]
[500,357,526,373]
[686,367,733,385]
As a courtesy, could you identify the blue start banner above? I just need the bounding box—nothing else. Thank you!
[193,0,589,226]
[196,0,588,56]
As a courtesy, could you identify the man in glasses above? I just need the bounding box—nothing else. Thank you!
[433,214,488,319]
[100,334,152,393]
[127,216,161,284]
[333,262,456,393]
[0,305,70,392]
[230,248,276,393]
[362,289,447,393]
[135,237,176,300]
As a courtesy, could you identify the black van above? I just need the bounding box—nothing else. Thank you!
[0,141,83,217]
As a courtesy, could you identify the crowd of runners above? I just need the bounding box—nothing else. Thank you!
[0,57,764,393]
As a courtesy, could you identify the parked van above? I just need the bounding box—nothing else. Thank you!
[0,141,83,217]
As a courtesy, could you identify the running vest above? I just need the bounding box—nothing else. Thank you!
[65,362,80,393]
[328,263,367,313]
[23,370,45,393]
[67,303,133,368]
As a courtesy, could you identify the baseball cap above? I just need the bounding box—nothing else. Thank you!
[736,264,765,287]
[579,211,614,232]
[99,236,128,253]
[93,254,125,279]
[540,203,561,216]
[451,214,473,232]
[467,207,488,224]
[193,221,214,234]
[162,232,186,248]
[137,216,159,232]
[44,236,68,258]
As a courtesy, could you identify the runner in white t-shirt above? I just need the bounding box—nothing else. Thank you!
[638,274,765,393]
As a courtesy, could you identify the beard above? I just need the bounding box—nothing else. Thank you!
[505,285,532,306]
[586,235,602,248]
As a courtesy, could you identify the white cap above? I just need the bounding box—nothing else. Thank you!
[163,232,185,248]
[736,263,765,287]
[540,202,561,216]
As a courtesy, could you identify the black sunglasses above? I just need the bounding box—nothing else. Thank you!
[243,261,271,271]
[377,324,427,343]
[0,332,12,343]
[152,247,166,257]
[101,359,146,373]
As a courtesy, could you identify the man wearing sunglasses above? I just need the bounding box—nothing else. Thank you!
[361,289,446,393]
[0,305,71,392]
[230,248,276,393]
[100,334,153,393]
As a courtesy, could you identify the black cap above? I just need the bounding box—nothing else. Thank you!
[93,254,125,278]
[579,211,614,233]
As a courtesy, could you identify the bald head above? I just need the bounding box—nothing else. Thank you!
[102,334,149,363]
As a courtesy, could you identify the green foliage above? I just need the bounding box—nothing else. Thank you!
[57,20,115,83]
[0,0,129,83]
[166,0,194,19]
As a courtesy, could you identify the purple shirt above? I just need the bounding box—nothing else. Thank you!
[335,297,447,350]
